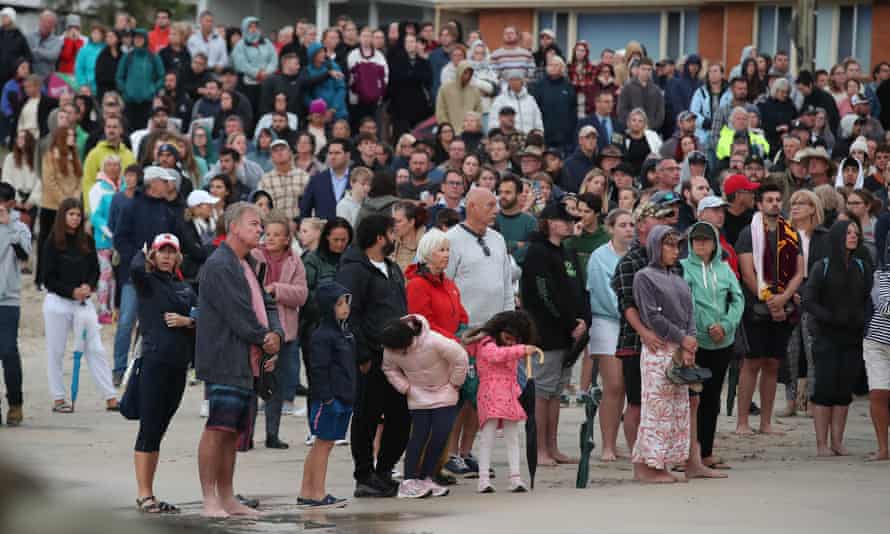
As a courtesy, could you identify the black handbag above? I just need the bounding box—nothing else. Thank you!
[562,331,591,369]
[254,352,278,401]
[119,358,143,420]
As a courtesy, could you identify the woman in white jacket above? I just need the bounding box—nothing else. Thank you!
[467,40,499,131]
[489,70,543,135]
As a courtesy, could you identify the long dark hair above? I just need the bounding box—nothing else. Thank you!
[318,216,355,256]
[393,200,428,229]
[12,130,35,169]
[52,197,92,253]
[465,310,538,346]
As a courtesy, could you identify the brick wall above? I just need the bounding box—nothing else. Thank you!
[872,2,890,70]
[724,3,755,72]
[698,5,725,66]
[478,9,535,45]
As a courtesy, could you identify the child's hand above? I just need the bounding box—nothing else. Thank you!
[525,345,542,358]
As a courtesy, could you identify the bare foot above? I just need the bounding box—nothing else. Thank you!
[685,464,729,480]
[600,450,618,462]
[537,454,558,467]
[222,498,261,517]
[201,500,230,519]
[552,451,579,464]
[865,451,890,462]
[816,446,835,457]
[734,425,755,436]
[831,445,850,456]
[634,467,678,484]
[757,426,785,436]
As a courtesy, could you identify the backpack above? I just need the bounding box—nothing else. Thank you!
[351,60,386,105]
[821,256,865,277]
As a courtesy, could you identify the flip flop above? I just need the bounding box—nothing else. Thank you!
[52,401,74,413]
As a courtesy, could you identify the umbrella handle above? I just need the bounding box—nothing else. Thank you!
[526,349,544,379]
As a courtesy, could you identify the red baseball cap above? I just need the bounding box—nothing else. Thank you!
[722,174,760,196]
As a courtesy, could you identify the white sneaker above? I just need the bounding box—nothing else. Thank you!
[423,478,450,497]
[397,479,432,499]
[335,438,349,446]
[509,476,528,493]
[294,406,307,417]
[200,400,209,418]
[304,434,316,446]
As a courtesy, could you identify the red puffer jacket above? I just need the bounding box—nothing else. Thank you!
[405,263,468,341]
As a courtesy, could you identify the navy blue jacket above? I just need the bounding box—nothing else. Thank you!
[113,191,182,285]
[299,168,349,220]
[563,148,598,194]
[335,245,407,367]
[575,114,625,151]
[130,251,197,368]
[530,75,577,150]
[428,47,450,104]
[309,281,357,405]
[665,55,702,121]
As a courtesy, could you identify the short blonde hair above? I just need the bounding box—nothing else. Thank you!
[416,228,450,265]
[813,184,843,214]
[789,189,824,226]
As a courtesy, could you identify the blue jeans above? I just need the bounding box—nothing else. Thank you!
[112,283,138,374]
[0,306,23,406]
[279,340,301,401]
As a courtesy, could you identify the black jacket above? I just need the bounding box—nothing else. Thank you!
[309,281,358,405]
[803,220,873,344]
[113,191,182,285]
[335,245,407,366]
[159,45,191,77]
[803,87,841,136]
[259,70,328,118]
[386,50,432,124]
[180,67,213,102]
[179,218,216,286]
[530,75,577,149]
[42,233,99,299]
[0,27,31,84]
[95,47,122,98]
[520,234,591,350]
[130,251,197,367]
[757,97,798,158]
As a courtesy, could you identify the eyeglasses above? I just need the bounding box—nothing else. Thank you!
[445,181,464,187]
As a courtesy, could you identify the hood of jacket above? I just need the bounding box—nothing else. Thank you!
[827,219,857,270]
[684,222,722,266]
[131,28,148,50]
[738,45,755,67]
[468,39,490,66]
[241,17,261,44]
[316,280,351,326]
[306,42,327,72]
[835,157,864,189]
[682,54,702,79]
[454,60,474,84]
[364,194,400,212]
[646,224,680,268]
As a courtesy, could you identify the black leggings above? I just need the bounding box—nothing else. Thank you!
[404,405,459,480]
[812,336,860,407]
[135,359,187,452]
[696,346,733,459]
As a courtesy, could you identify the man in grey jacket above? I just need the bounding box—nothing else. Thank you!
[617,57,665,131]
[26,10,63,77]
[0,183,31,426]
[195,202,283,518]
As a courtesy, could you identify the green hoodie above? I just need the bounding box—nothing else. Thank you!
[680,222,745,350]
[115,29,164,103]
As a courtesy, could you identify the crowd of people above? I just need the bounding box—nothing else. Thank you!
[1,4,890,515]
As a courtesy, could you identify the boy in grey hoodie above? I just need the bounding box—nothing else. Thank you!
[0,183,32,425]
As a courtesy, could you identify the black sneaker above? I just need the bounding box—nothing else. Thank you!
[236,494,259,508]
[433,471,457,486]
[265,437,289,449]
[298,494,347,509]
[373,471,400,492]
[750,402,761,415]
[354,478,395,498]
[294,384,309,397]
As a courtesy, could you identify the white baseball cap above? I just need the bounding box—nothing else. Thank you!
[187,189,218,208]
[697,195,728,215]
[143,166,177,182]
[151,233,180,251]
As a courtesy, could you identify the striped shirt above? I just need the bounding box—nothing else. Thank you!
[490,46,535,83]
[867,270,890,346]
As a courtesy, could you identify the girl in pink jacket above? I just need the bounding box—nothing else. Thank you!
[464,310,540,494]
[381,314,468,499]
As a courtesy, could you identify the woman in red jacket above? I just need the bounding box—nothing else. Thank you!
[405,229,468,340]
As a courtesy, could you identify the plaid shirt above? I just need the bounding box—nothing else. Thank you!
[610,240,682,356]
[258,166,311,219]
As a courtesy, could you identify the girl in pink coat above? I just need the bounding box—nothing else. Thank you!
[381,314,468,499]
[464,311,540,494]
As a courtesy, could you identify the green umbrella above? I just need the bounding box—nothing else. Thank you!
[576,385,602,489]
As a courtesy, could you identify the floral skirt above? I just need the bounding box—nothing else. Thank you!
[631,343,690,470]
[96,249,115,323]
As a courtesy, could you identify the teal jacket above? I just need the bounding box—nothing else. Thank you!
[75,40,105,94]
[115,30,164,104]
[680,222,744,350]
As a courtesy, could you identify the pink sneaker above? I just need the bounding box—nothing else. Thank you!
[423,478,449,497]
[98,313,113,325]
[397,479,432,499]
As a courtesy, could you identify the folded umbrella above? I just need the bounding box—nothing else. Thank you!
[518,349,545,489]
[576,385,602,488]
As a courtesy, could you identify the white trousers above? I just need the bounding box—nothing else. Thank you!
[43,292,117,401]
[477,419,521,483]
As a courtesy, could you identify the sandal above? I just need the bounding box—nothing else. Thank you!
[52,401,74,413]
[137,496,180,514]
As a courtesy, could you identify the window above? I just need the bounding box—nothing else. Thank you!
[757,5,793,56]
[837,4,872,67]
[665,10,699,59]
[538,11,569,55]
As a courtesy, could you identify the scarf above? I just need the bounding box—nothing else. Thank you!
[241,259,269,377]
[751,211,799,301]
